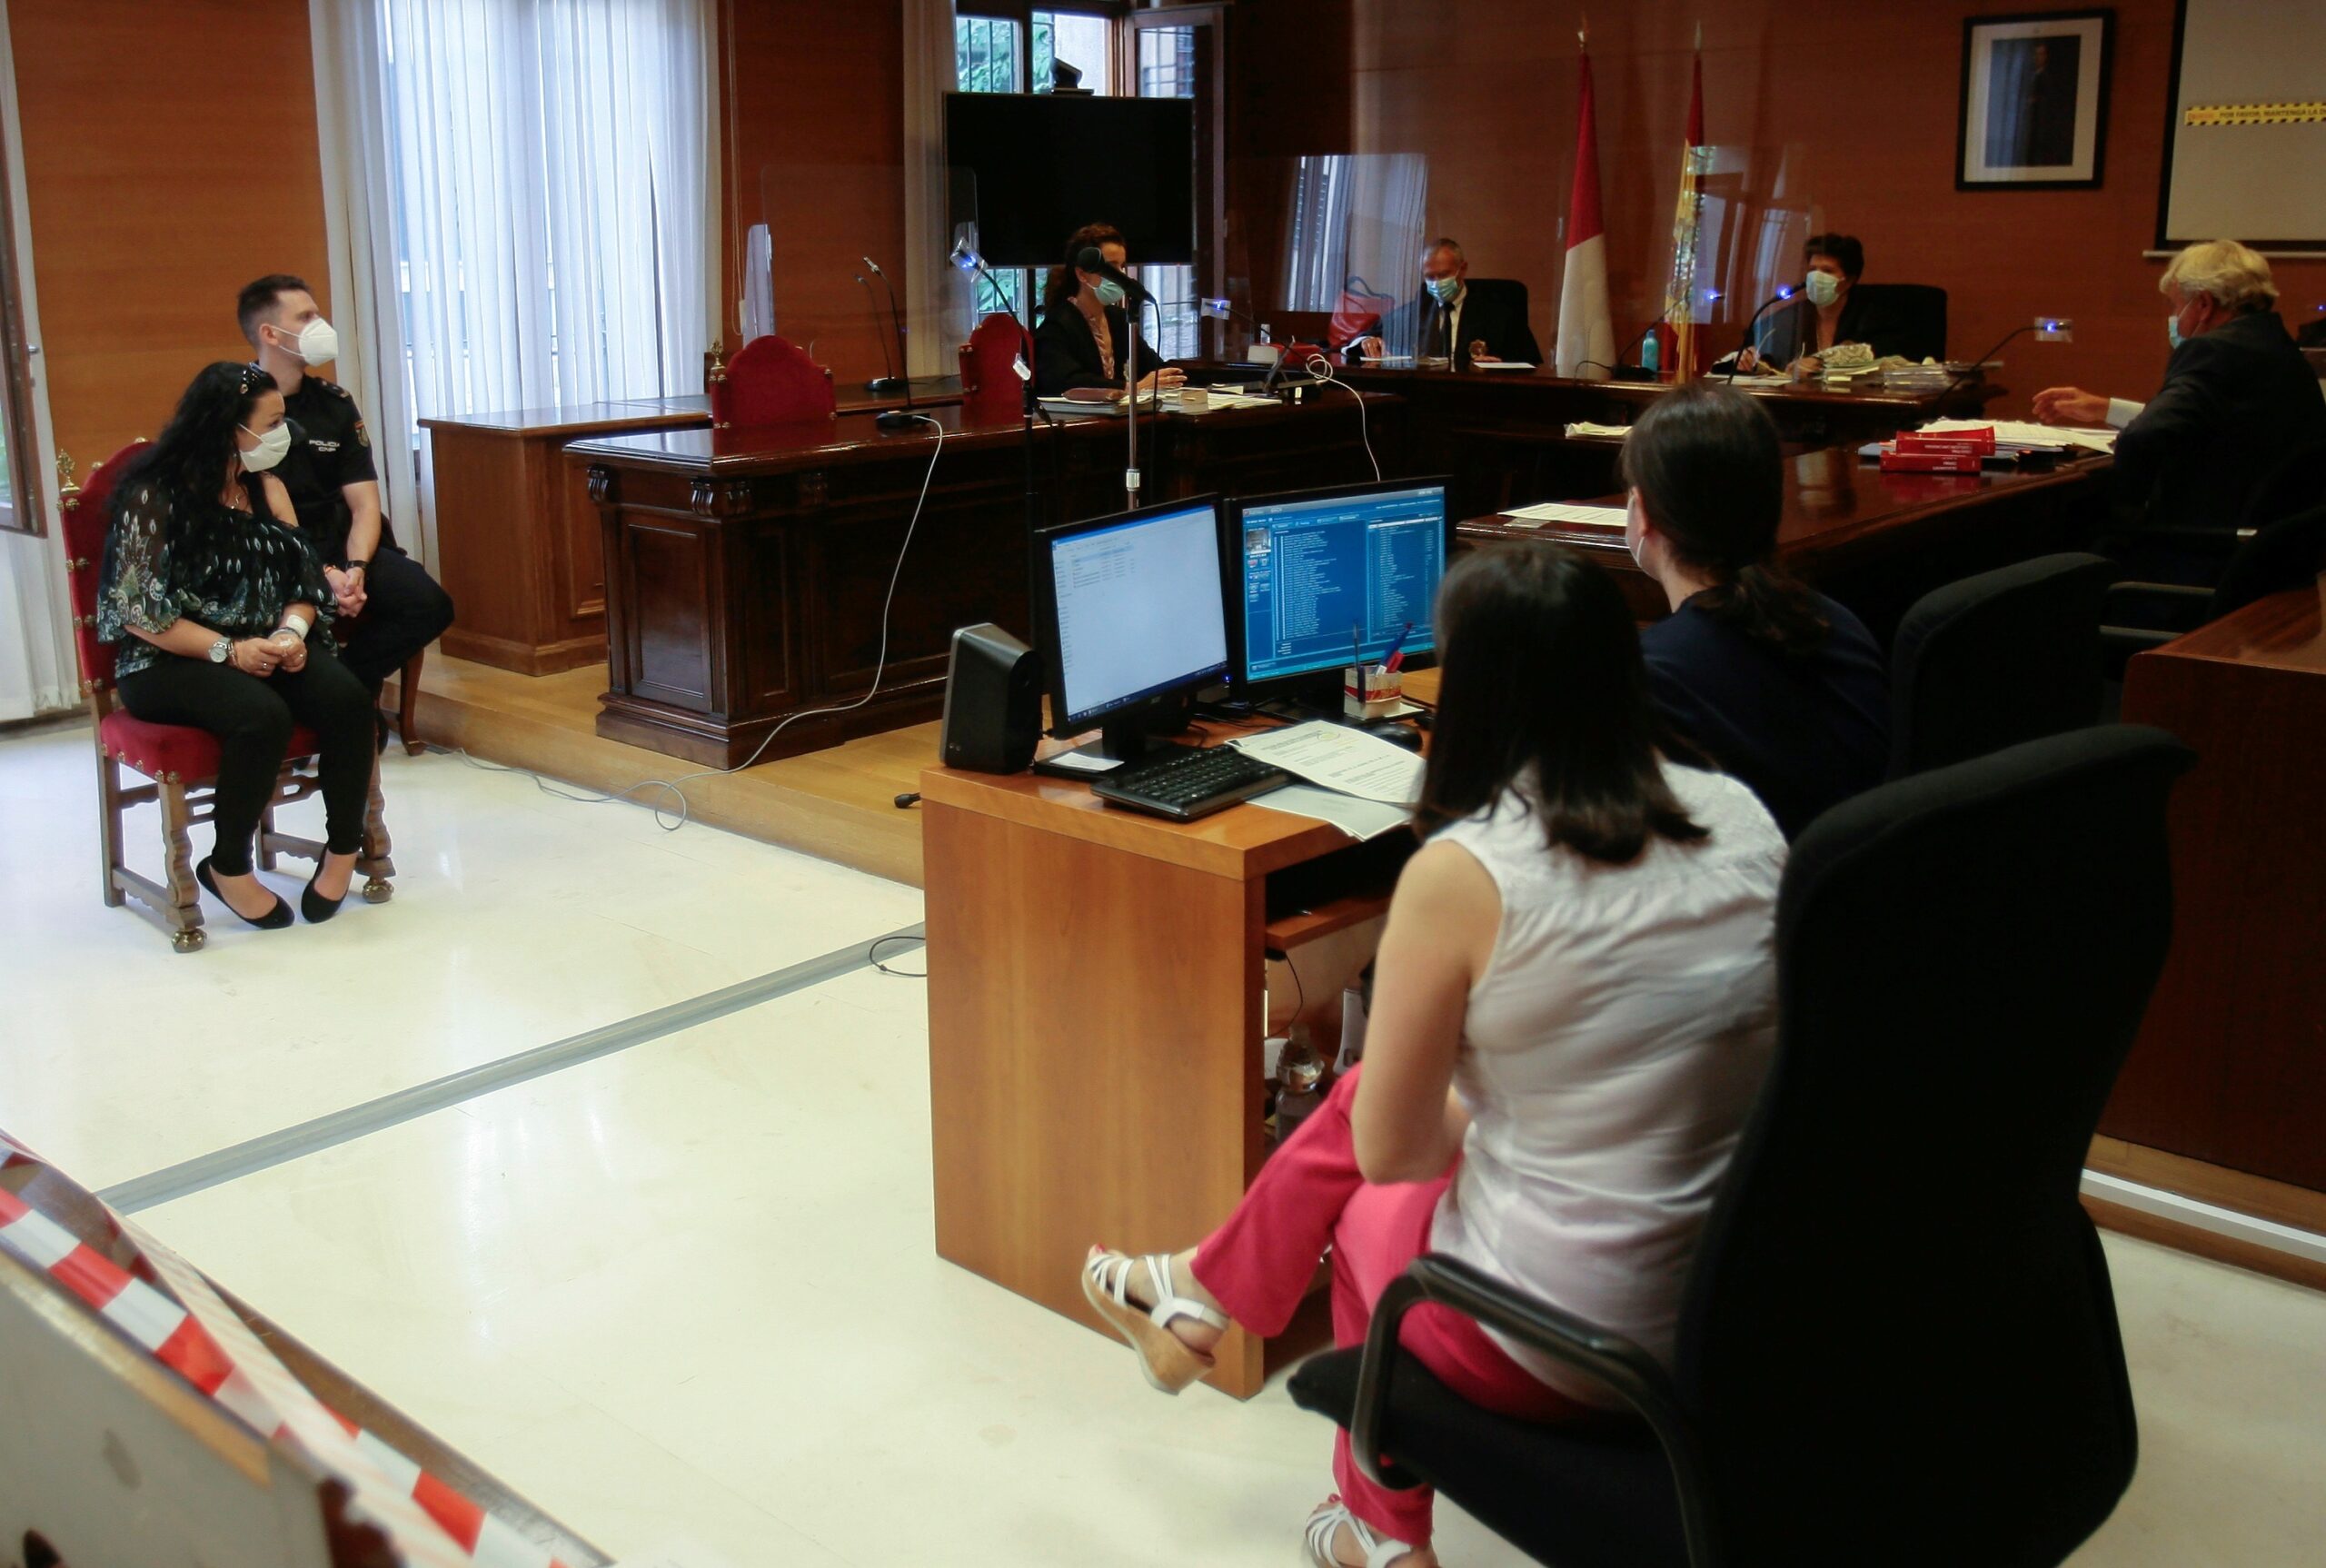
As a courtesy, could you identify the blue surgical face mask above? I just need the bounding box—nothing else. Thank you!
[1089,277,1126,309]
[1425,274,1460,304]
[2166,312,2185,351]
[1804,270,1843,308]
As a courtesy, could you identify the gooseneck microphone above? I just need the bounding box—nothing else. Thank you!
[865,255,916,428]
[864,255,921,432]
[1725,287,1798,382]
[1943,323,2038,395]
[855,270,901,395]
[1076,246,1153,304]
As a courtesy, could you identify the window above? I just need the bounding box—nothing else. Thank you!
[955,14,1023,94]
[1035,11,1110,92]
[954,6,1122,332]
[377,0,711,425]
[1136,25,1199,361]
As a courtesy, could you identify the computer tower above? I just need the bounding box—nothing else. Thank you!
[939,623,1041,774]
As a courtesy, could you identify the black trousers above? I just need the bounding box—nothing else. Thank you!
[116,649,374,876]
[338,544,455,692]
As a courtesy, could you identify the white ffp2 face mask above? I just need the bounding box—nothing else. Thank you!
[239,422,293,472]
[273,318,339,366]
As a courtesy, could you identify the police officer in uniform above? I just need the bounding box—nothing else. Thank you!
[237,274,454,725]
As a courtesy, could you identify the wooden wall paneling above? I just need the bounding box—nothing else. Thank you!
[1223,0,2325,417]
[11,0,331,473]
[723,0,907,390]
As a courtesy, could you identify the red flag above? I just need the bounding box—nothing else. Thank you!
[1557,50,1614,378]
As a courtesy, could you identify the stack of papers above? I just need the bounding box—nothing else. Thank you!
[1499,501,1629,530]
[1915,416,2117,454]
[1565,421,1633,440]
[1228,720,1423,842]
[1173,391,1280,412]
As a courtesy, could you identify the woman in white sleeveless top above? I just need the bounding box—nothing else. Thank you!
[1082,544,1785,1568]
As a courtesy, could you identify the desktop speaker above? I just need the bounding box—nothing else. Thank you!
[939,623,1041,774]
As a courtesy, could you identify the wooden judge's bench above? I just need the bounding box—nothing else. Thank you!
[422,362,2003,768]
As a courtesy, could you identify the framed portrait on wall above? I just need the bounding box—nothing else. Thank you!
[1957,9,2115,189]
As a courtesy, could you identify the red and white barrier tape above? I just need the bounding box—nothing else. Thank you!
[0,1153,572,1568]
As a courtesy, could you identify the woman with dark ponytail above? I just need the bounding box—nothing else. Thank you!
[1620,381,1888,838]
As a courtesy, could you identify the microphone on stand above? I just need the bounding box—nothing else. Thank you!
[1725,285,1798,382]
[855,270,901,394]
[863,255,921,432]
[1076,247,1157,510]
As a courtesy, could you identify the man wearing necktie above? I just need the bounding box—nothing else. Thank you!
[1347,239,1544,371]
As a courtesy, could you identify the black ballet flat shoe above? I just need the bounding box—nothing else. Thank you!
[194,856,293,930]
[301,861,351,924]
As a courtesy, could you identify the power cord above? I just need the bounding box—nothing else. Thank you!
[1300,354,1380,482]
[870,932,927,978]
[441,414,949,832]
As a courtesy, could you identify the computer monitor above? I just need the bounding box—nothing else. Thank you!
[1030,495,1231,769]
[1228,477,1453,702]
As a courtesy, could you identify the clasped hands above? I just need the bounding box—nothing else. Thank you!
[231,630,309,677]
[323,563,368,619]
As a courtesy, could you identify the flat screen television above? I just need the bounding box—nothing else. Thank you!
[944,93,1197,268]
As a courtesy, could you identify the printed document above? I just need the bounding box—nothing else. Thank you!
[1229,720,1424,806]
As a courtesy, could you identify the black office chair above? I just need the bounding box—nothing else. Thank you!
[1852,282,1948,362]
[1463,276,1540,362]
[2100,501,2326,671]
[1289,724,2192,1568]
[2106,435,2326,601]
[1886,552,2117,777]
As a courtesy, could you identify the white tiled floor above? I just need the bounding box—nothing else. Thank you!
[5,719,2324,1565]
[0,725,919,1188]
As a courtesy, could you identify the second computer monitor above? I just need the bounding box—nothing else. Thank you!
[1230,477,1453,698]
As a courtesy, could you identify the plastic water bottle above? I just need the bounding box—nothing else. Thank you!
[1275,1023,1327,1143]
[1642,326,1661,376]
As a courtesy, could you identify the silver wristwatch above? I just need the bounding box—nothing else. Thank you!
[208,636,233,664]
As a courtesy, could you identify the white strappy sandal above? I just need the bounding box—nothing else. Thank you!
[1080,1246,1229,1394]
[1303,1497,1417,1568]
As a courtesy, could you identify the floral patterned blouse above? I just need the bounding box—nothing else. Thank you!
[97,473,336,681]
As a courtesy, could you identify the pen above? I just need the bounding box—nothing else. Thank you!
[1381,621,1414,672]
[1351,623,1363,670]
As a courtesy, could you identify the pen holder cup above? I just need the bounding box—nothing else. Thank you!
[1343,664,1404,720]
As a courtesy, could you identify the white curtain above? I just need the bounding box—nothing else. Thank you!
[313,0,715,563]
[311,0,426,563]
[901,0,956,377]
[0,1,75,721]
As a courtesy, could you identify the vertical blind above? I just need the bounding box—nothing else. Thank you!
[376,0,712,420]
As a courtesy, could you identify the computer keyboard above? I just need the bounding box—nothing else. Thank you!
[1091,745,1290,822]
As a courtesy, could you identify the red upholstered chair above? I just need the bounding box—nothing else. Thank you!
[708,335,836,429]
[60,443,395,952]
[958,312,1035,422]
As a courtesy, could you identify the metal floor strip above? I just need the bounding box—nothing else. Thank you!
[97,923,927,1216]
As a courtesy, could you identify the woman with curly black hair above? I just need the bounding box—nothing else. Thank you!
[98,362,376,929]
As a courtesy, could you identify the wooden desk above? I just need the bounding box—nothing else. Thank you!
[919,682,1433,1398]
[1460,445,2113,646]
[420,382,965,676]
[1326,362,1996,522]
[2105,581,2326,1193]
[421,396,711,674]
[568,394,1395,766]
